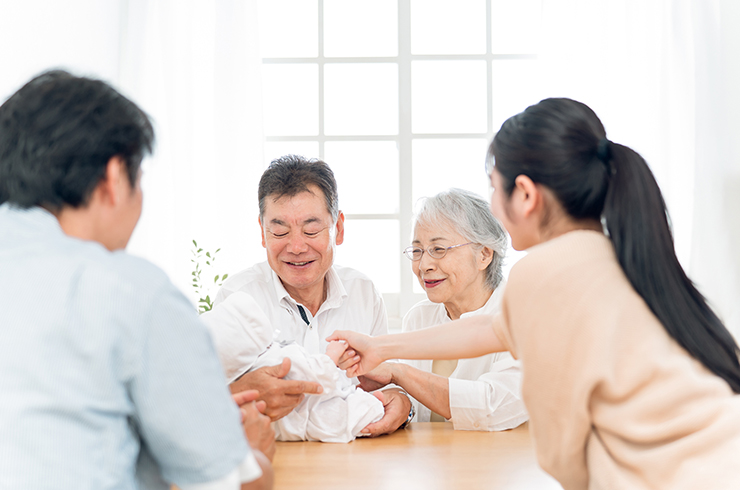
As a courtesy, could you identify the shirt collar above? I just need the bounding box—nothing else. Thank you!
[0,203,63,234]
[271,265,348,313]
[322,265,348,310]
[459,280,506,319]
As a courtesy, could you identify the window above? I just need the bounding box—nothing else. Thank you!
[258,0,542,325]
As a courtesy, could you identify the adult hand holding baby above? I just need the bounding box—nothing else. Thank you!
[230,358,323,421]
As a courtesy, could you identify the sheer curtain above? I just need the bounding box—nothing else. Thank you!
[534,0,739,337]
[119,0,266,305]
[0,0,265,308]
[689,0,740,338]
[0,0,737,335]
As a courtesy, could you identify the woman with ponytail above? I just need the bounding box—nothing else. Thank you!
[330,98,740,489]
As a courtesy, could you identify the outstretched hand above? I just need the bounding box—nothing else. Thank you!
[230,357,323,421]
[326,330,383,377]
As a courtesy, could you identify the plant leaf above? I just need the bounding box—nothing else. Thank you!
[221,274,228,281]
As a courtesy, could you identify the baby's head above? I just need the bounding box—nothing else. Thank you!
[325,340,348,366]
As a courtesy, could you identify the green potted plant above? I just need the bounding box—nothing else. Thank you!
[191,239,228,314]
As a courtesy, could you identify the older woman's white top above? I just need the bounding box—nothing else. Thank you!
[402,282,529,431]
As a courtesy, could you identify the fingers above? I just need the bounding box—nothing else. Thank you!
[263,393,304,421]
[254,400,267,414]
[336,349,353,366]
[357,376,376,392]
[232,389,260,407]
[360,390,407,436]
[360,418,393,437]
[242,401,277,460]
[275,357,292,378]
[334,340,349,355]
[356,369,390,392]
[346,365,360,378]
[280,379,323,395]
[325,330,346,342]
[259,357,292,379]
[371,390,385,404]
[336,351,361,371]
[347,361,370,378]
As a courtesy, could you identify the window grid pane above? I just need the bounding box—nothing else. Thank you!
[259,0,542,312]
[410,0,486,55]
[324,63,399,136]
[411,60,488,134]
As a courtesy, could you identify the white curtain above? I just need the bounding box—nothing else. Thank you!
[0,0,266,309]
[535,0,740,337]
[119,0,266,305]
[0,1,122,104]
[1,0,737,335]
[688,0,740,338]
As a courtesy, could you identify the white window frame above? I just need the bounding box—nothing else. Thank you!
[262,0,536,326]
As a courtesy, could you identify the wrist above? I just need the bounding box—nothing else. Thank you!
[376,334,393,363]
[395,389,415,429]
[389,362,406,386]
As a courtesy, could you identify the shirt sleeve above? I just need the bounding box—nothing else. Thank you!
[178,453,262,490]
[200,292,274,383]
[448,354,529,431]
[127,282,250,487]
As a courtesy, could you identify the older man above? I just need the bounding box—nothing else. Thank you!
[0,71,273,490]
[216,155,413,436]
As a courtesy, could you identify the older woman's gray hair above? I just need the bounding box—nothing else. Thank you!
[413,188,507,290]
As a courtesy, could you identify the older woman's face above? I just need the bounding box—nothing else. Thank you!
[411,221,488,309]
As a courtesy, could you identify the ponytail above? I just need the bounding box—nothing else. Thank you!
[491,97,740,393]
[603,143,740,392]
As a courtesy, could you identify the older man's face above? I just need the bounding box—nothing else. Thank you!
[260,184,344,299]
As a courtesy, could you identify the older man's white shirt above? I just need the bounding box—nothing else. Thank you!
[214,261,388,355]
[402,282,529,431]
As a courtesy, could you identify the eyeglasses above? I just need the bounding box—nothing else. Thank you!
[403,242,474,261]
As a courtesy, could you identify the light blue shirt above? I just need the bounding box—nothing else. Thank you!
[0,204,249,489]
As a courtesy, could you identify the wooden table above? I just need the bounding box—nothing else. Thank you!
[273,422,563,489]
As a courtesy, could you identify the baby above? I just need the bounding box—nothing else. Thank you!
[200,292,384,443]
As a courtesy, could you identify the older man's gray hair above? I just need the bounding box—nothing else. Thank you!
[413,188,507,291]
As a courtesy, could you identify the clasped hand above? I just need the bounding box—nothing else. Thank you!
[326,330,384,379]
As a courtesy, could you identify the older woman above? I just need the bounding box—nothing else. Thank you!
[359,189,528,431]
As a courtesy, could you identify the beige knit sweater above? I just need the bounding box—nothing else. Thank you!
[492,230,740,490]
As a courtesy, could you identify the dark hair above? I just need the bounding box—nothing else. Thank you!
[0,70,154,210]
[488,97,740,393]
[258,155,339,220]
